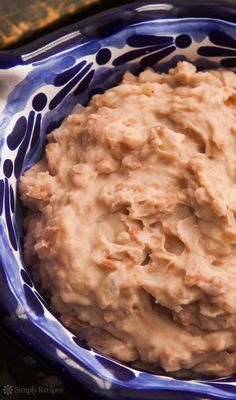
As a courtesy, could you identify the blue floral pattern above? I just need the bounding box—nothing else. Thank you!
[113,33,192,67]
[198,30,236,67]
[1,4,236,399]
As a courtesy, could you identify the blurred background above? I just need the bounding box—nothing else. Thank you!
[0,0,132,50]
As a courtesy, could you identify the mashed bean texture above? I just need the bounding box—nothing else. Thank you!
[20,62,236,377]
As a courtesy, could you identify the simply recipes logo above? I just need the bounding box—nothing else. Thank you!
[2,384,64,396]
[2,386,13,396]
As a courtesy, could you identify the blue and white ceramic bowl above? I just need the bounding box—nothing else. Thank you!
[1,1,236,399]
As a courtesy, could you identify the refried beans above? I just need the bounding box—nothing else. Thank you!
[19,61,236,377]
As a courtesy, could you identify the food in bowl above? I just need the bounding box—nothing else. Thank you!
[19,61,236,378]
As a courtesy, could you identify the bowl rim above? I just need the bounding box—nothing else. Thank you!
[1,1,236,399]
[0,0,236,67]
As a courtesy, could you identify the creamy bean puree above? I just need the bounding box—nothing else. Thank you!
[19,62,236,377]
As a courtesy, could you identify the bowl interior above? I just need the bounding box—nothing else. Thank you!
[1,3,236,399]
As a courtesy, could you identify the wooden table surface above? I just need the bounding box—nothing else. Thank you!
[0,0,99,49]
